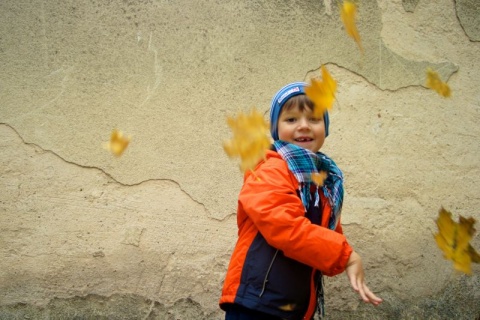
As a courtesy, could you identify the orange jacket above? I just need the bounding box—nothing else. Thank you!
[219,150,353,320]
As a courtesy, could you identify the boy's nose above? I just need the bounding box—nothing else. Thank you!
[298,117,310,129]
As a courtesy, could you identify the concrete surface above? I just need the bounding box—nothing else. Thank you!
[1,0,479,319]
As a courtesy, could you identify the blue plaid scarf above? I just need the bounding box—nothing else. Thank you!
[274,140,344,318]
[273,140,344,230]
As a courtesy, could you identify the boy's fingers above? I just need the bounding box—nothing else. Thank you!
[363,285,383,305]
[357,281,369,303]
[352,277,367,301]
[346,260,382,306]
[349,275,359,292]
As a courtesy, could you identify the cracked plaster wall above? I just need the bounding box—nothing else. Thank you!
[0,0,479,319]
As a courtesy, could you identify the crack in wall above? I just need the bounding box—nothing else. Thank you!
[0,122,235,221]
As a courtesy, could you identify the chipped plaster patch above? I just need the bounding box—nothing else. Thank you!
[456,0,480,41]
[402,0,420,13]
[122,227,145,247]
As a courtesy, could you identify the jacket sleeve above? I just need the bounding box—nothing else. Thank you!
[239,158,352,276]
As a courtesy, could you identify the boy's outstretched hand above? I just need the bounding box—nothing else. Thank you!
[345,251,383,306]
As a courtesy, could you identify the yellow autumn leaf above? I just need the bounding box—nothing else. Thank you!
[311,171,328,187]
[279,303,296,311]
[104,129,131,157]
[223,108,271,172]
[426,68,451,98]
[305,65,337,118]
[341,0,363,53]
[434,207,479,275]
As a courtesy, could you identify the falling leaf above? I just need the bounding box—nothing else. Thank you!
[223,108,271,172]
[434,207,479,275]
[311,171,328,187]
[279,303,296,311]
[305,65,337,118]
[104,129,131,157]
[341,0,363,53]
[426,68,451,98]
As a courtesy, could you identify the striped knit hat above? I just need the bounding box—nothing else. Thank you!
[269,82,330,140]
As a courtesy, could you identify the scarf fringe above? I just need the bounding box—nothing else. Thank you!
[314,186,320,208]
[299,184,321,211]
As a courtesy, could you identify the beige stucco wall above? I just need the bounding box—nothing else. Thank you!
[1,0,479,319]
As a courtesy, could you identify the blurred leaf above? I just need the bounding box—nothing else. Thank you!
[104,129,131,157]
[305,65,337,118]
[311,171,328,187]
[434,207,479,275]
[341,0,363,53]
[426,68,451,98]
[223,108,271,172]
[279,303,296,311]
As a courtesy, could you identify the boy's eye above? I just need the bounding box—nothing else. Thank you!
[285,118,296,123]
[310,117,322,122]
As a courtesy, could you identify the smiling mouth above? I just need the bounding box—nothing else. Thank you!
[295,137,313,142]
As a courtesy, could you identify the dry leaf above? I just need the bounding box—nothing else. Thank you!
[104,129,131,157]
[311,171,328,187]
[426,68,451,98]
[279,303,296,311]
[305,65,337,118]
[434,207,479,275]
[223,108,271,172]
[341,0,363,53]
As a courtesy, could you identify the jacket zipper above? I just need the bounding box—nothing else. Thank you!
[259,249,279,297]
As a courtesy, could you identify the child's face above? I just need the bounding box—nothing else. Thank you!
[277,104,325,153]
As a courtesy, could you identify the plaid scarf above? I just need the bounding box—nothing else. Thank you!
[273,140,344,230]
[273,140,344,319]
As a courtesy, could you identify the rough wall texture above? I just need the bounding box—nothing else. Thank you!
[0,0,479,319]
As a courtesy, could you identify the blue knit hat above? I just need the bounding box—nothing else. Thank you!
[270,82,330,140]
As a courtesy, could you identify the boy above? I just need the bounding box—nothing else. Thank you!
[220,82,382,320]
